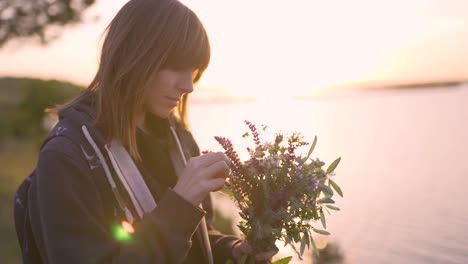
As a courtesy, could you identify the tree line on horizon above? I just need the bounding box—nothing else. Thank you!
[0,77,81,143]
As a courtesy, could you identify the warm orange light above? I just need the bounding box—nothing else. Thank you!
[121,221,135,234]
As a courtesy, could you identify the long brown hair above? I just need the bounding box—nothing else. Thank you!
[52,0,210,160]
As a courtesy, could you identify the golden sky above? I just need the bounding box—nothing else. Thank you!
[1,0,468,97]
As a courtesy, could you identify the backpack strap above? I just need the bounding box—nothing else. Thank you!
[14,170,43,263]
[105,139,157,220]
[13,122,83,262]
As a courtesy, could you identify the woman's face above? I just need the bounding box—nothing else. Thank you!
[145,69,194,118]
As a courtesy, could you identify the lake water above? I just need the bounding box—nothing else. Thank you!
[187,86,468,263]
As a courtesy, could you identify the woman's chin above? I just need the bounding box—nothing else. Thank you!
[148,109,171,119]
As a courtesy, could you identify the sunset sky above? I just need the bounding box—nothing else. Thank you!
[1,0,468,97]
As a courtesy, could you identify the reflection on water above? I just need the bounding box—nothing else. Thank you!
[189,86,468,263]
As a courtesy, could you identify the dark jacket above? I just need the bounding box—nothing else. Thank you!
[14,94,241,263]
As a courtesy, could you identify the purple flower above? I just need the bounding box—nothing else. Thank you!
[245,120,261,146]
[214,136,247,178]
[214,121,342,259]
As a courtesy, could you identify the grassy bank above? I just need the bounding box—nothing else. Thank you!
[0,140,38,264]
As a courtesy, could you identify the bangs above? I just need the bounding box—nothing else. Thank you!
[162,10,211,83]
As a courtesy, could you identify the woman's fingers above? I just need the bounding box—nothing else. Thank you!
[203,159,229,179]
[204,177,225,192]
[174,152,230,205]
[232,241,253,258]
[231,241,278,263]
[187,152,230,180]
[193,151,230,168]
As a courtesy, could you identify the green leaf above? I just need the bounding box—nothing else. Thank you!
[329,179,343,197]
[293,231,301,243]
[319,183,333,196]
[272,256,293,264]
[326,205,341,211]
[306,136,318,159]
[310,233,320,257]
[284,234,292,246]
[318,197,335,204]
[320,209,327,229]
[299,230,310,256]
[300,239,307,256]
[286,233,293,245]
[303,230,310,249]
[242,132,249,138]
[225,259,235,264]
[326,157,341,174]
[313,228,331,235]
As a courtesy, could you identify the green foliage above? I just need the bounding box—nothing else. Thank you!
[0,140,38,263]
[0,77,81,142]
[310,233,319,257]
[272,256,293,264]
[319,209,326,229]
[329,179,343,198]
[0,0,96,47]
[325,205,340,211]
[306,135,317,159]
[326,157,341,174]
[313,228,330,236]
[318,197,335,204]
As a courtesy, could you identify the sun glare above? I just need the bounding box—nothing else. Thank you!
[0,0,467,95]
[186,0,464,96]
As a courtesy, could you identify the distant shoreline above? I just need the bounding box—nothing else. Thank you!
[363,80,468,90]
[2,76,468,104]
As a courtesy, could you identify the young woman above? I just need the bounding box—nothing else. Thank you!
[14,0,277,263]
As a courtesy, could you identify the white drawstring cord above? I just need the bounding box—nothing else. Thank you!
[81,125,134,224]
[169,125,214,264]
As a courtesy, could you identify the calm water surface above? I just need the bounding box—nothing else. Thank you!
[188,86,468,263]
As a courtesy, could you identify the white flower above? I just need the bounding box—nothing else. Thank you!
[261,154,281,171]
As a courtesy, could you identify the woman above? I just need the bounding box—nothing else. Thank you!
[14,0,277,263]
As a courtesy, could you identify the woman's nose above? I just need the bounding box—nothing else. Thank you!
[181,82,194,94]
[179,72,194,93]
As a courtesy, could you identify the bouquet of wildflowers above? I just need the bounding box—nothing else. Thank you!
[215,121,343,263]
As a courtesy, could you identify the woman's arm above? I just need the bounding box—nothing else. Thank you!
[198,192,241,263]
[182,128,244,262]
[28,136,204,263]
[208,229,243,263]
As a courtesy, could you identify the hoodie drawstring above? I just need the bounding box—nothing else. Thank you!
[169,125,214,264]
[81,125,135,224]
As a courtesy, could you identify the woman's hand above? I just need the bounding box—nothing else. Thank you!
[173,152,230,206]
[232,241,278,263]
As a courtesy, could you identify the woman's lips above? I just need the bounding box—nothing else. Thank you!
[166,96,179,106]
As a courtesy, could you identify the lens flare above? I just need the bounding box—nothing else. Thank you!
[121,221,135,234]
[112,221,134,243]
